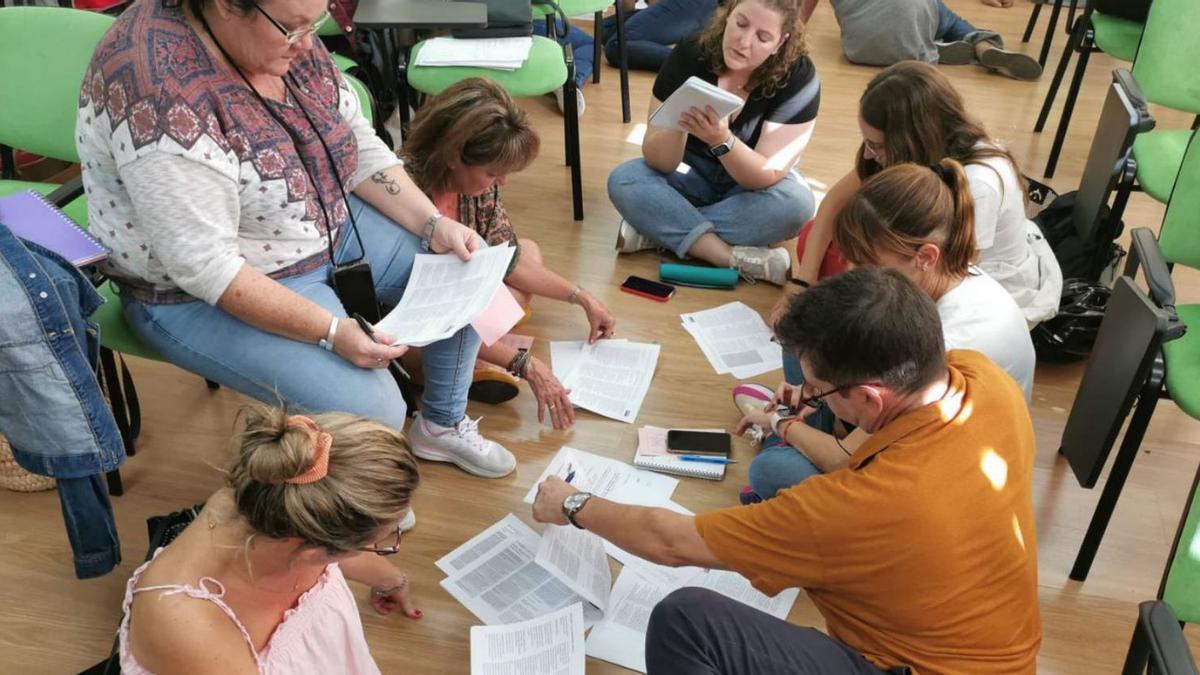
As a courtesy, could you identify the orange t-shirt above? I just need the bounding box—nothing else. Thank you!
[695,350,1041,674]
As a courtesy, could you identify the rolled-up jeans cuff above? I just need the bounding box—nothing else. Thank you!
[675,221,716,259]
[964,30,1003,50]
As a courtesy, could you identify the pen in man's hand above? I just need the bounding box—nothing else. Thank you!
[352,313,411,378]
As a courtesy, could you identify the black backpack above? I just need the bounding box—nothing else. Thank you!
[1032,190,1125,282]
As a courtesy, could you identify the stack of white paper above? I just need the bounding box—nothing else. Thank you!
[521,446,679,506]
[649,76,745,131]
[680,301,783,379]
[414,37,534,71]
[553,340,661,423]
[470,603,585,675]
[375,245,515,347]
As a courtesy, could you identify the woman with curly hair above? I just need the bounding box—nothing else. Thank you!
[608,0,819,284]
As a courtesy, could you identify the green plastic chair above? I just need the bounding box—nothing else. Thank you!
[534,0,631,122]
[1034,0,1145,177]
[407,35,585,220]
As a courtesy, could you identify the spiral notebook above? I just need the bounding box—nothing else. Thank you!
[0,190,107,266]
[633,426,727,481]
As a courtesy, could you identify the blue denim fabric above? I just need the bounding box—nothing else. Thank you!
[934,0,978,42]
[123,196,480,431]
[600,0,719,71]
[607,154,814,257]
[533,18,593,89]
[0,225,123,578]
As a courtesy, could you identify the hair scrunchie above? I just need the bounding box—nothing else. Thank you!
[282,415,332,485]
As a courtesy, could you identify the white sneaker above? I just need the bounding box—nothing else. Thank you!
[408,413,516,478]
[615,219,656,253]
[554,86,586,117]
[400,508,416,532]
[730,246,791,285]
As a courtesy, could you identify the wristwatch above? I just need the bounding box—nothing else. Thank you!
[562,491,594,529]
[709,134,736,158]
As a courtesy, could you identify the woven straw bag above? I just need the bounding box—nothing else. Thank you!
[0,434,56,493]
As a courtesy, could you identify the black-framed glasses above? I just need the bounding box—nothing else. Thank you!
[800,382,865,409]
[254,1,330,44]
[357,522,404,556]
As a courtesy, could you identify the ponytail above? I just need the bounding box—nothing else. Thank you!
[933,158,977,277]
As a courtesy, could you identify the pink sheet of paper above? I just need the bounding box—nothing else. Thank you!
[637,426,727,457]
[471,285,525,347]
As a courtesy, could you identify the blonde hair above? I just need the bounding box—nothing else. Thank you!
[835,159,978,278]
[401,77,540,195]
[697,0,808,100]
[225,406,420,553]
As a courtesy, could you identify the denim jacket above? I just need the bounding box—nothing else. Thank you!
[0,224,123,578]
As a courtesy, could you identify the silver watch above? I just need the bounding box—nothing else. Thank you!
[562,491,594,529]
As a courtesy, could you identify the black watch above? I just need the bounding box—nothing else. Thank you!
[709,134,736,158]
[562,492,593,529]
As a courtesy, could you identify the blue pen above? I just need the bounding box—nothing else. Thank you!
[678,455,737,465]
[564,464,576,484]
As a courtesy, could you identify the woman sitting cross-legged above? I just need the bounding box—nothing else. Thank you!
[76,0,515,477]
[399,78,616,431]
[608,0,820,285]
[736,160,1034,501]
[120,407,421,675]
[777,61,1061,326]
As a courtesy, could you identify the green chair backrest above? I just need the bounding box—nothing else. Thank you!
[1162,465,1200,624]
[0,7,115,162]
[1158,129,1200,270]
[344,72,373,124]
[1131,0,1200,114]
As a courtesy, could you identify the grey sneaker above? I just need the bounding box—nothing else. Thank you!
[730,246,790,285]
[936,40,975,65]
[978,47,1043,81]
[615,219,656,253]
[408,413,516,478]
[554,86,586,117]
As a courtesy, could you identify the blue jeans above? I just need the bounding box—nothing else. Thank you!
[123,196,480,431]
[607,154,814,258]
[533,18,593,89]
[600,0,720,71]
[934,0,1002,47]
[0,226,123,578]
[747,351,840,498]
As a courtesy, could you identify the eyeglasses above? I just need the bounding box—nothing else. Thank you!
[799,382,866,409]
[862,138,885,154]
[254,1,330,45]
[357,522,404,556]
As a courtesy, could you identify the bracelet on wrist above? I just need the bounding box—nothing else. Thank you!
[318,315,338,351]
[419,211,444,253]
[567,286,584,305]
[506,348,531,378]
[787,277,811,289]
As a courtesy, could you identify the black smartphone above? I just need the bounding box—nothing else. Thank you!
[666,430,732,456]
[620,275,676,302]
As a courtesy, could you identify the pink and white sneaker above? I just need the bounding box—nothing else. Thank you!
[408,413,516,478]
[732,383,775,416]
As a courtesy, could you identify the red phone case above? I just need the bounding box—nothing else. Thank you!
[620,284,674,302]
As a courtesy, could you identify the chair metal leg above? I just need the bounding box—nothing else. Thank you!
[613,0,631,123]
[562,58,584,221]
[105,470,124,497]
[1044,31,1093,178]
[1069,362,1165,581]
[1035,15,1079,133]
[100,347,136,458]
[1023,1,1043,43]
[1039,0,1065,67]
[592,11,602,84]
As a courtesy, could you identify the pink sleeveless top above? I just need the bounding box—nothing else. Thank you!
[119,549,380,675]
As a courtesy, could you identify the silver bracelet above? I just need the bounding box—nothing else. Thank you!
[318,315,338,351]
[567,286,584,305]
[419,211,444,253]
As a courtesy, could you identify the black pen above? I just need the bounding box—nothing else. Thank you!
[352,313,411,378]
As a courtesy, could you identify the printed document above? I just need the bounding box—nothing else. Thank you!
[535,525,612,611]
[415,37,533,70]
[549,339,626,380]
[439,515,598,626]
[649,76,744,132]
[681,301,782,379]
[561,340,660,423]
[522,446,678,505]
[469,602,585,675]
[376,245,515,347]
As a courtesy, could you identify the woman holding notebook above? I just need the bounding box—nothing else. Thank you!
[608,0,820,285]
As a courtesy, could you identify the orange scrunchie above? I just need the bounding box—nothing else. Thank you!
[284,415,332,484]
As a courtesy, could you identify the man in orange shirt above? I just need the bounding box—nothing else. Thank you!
[532,268,1041,674]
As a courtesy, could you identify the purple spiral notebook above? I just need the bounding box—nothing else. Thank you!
[0,190,107,266]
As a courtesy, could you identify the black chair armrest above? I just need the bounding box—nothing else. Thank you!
[1114,68,1156,133]
[1136,601,1199,675]
[45,176,85,207]
[1127,227,1179,313]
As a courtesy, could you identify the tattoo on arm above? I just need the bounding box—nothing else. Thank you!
[370,171,402,196]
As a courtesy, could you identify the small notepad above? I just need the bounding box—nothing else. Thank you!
[0,190,106,266]
[633,426,727,481]
[649,76,745,132]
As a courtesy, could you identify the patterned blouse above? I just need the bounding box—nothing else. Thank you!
[457,185,520,275]
[76,0,400,304]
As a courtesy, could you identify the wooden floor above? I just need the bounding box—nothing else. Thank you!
[3,1,1199,672]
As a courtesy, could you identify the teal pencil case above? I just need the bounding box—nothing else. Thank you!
[659,263,739,289]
